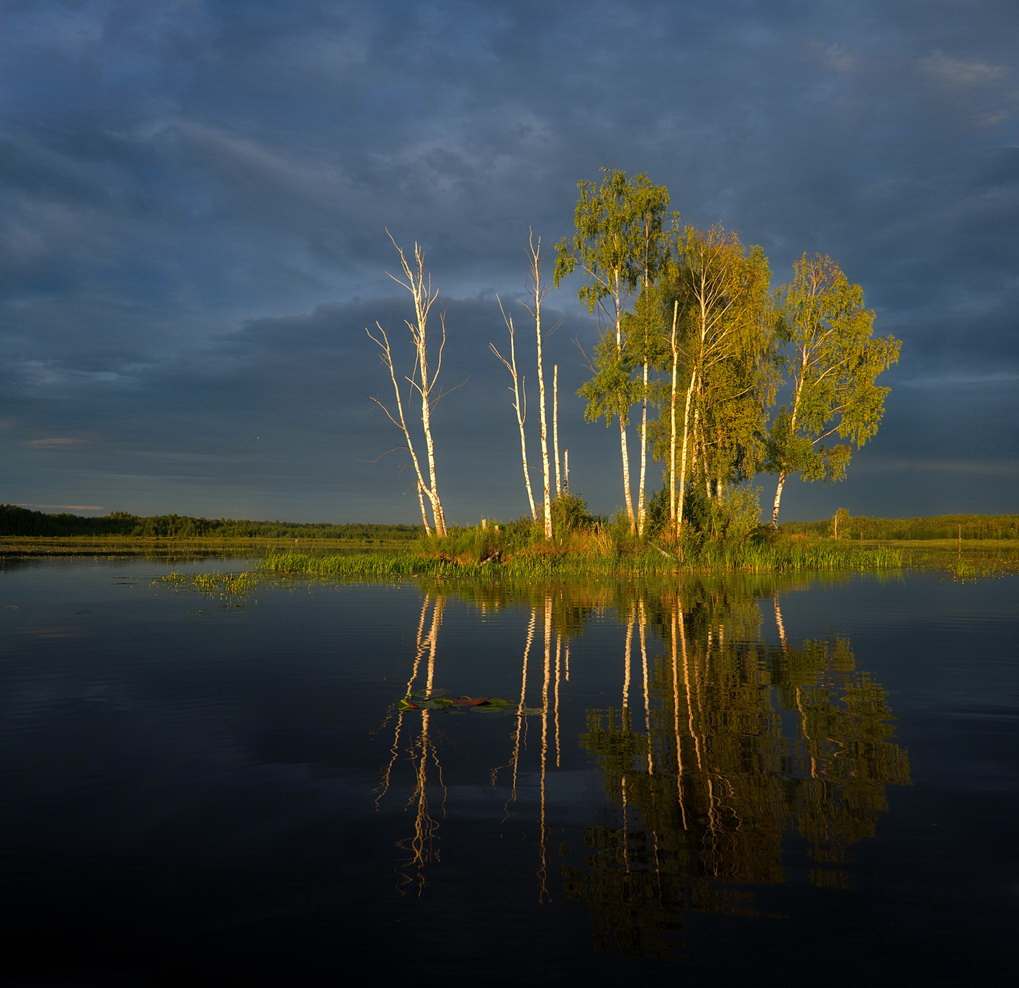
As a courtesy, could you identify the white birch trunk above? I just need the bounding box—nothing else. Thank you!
[552,364,561,498]
[771,471,789,529]
[379,236,448,537]
[365,322,434,535]
[668,301,679,534]
[637,360,648,537]
[526,233,553,539]
[491,302,537,522]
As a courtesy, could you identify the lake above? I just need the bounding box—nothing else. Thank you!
[2,555,1017,986]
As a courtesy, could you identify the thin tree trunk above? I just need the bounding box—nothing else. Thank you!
[772,361,804,530]
[491,302,537,521]
[552,364,562,498]
[365,322,434,535]
[417,315,446,538]
[381,236,448,537]
[526,232,553,539]
[612,270,636,534]
[771,470,789,530]
[619,417,635,532]
[676,368,697,540]
[669,301,680,534]
[637,360,649,537]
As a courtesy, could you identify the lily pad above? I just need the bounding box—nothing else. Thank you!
[396,692,518,712]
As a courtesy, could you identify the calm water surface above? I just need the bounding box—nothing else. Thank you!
[2,556,1017,986]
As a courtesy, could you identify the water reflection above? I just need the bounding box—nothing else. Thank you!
[376,593,447,893]
[378,577,911,957]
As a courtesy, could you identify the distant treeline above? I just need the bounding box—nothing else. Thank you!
[779,513,1019,541]
[0,505,422,541]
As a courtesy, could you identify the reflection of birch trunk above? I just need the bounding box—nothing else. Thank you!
[670,596,688,831]
[772,592,788,652]
[773,592,820,779]
[554,632,563,768]
[680,602,703,773]
[394,593,446,895]
[538,594,553,901]
[501,607,537,808]
[621,606,634,874]
[623,609,634,710]
[639,598,654,778]
[638,595,664,890]
[377,592,438,804]
[795,685,820,782]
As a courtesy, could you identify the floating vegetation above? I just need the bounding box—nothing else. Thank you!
[396,692,520,712]
[151,570,259,599]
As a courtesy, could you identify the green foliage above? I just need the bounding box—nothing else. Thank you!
[556,169,673,533]
[553,168,671,311]
[766,254,901,525]
[550,493,596,532]
[670,228,778,486]
[577,334,639,426]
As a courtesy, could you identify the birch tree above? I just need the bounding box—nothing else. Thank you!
[767,253,900,529]
[490,299,537,523]
[661,226,775,540]
[520,232,554,538]
[365,236,448,537]
[555,170,670,534]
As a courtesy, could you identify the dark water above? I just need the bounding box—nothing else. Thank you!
[2,556,1017,986]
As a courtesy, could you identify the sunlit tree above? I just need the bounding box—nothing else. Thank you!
[555,170,670,534]
[767,253,901,529]
[366,235,449,536]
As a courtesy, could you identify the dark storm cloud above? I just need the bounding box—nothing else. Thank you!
[1,0,1016,520]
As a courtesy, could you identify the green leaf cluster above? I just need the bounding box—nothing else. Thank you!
[556,170,901,539]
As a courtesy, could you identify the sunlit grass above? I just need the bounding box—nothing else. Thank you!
[257,535,911,582]
[0,536,410,559]
[152,570,260,598]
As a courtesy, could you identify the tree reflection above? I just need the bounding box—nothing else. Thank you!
[564,581,911,958]
[376,592,447,895]
[374,576,910,951]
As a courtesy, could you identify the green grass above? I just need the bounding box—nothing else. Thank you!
[0,535,411,559]
[257,534,911,582]
[151,569,261,598]
[10,527,1017,583]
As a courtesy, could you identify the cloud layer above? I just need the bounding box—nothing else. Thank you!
[2,0,1017,522]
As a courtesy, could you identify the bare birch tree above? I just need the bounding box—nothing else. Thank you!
[552,363,562,497]
[365,235,448,537]
[490,299,537,522]
[521,231,554,539]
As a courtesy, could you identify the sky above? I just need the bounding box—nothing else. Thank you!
[1,0,1017,526]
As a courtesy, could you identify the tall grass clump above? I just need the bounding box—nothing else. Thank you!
[260,549,441,579]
